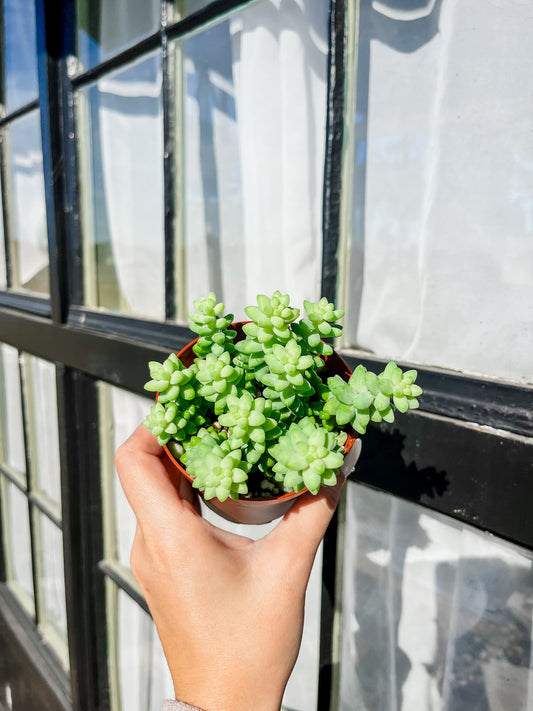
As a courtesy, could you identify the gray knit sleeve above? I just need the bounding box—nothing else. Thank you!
[160,700,207,711]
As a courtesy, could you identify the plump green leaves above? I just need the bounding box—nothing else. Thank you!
[218,392,281,465]
[321,362,422,434]
[144,354,197,403]
[195,351,244,415]
[143,292,423,502]
[243,291,300,346]
[291,297,344,356]
[188,292,237,357]
[270,417,346,494]
[259,338,316,410]
[143,399,209,446]
[181,431,250,502]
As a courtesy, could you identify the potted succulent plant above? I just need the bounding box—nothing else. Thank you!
[143,291,423,524]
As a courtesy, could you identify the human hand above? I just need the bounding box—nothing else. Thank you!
[115,426,361,711]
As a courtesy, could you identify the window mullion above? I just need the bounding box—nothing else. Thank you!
[163,27,177,321]
[318,1,347,709]
[56,365,109,711]
[18,352,41,625]
[35,0,78,322]
[321,0,347,306]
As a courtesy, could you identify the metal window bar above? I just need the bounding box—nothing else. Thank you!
[0,98,40,127]
[17,349,42,628]
[56,365,109,711]
[321,0,347,306]
[162,24,177,321]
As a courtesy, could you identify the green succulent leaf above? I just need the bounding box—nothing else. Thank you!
[270,417,345,495]
[144,293,424,503]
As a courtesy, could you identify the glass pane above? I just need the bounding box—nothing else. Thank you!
[199,503,321,711]
[341,1,533,384]
[172,0,221,21]
[1,478,35,614]
[35,513,68,657]
[6,111,49,295]
[100,383,153,569]
[175,0,329,319]
[339,482,533,711]
[107,582,174,711]
[0,344,26,477]
[78,53,164,319]
[25,356,61,509]
[77,0,160,71]
[3,0,39,113]
[0,172,6,288]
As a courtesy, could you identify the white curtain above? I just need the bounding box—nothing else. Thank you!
[183,0,329,318]
[110,387,153,569]
[0,344,26,475]
[343,0,533,384]
[340,482,533,711]
[115,586,175,711]
[39,515,68,653]
[96,54,165,320]
[4,480,34,607]
[28,357,61,508]
[9,112,49,292]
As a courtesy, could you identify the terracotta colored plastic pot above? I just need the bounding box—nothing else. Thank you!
[161,323,357,525]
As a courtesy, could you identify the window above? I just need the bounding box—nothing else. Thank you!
[0,345,68,667]
[339,0,533,384]
[0,1,531,710]
[0,0,49,297]
[339,481,533,711]
[78,53,165,319]
[175,0,329,315]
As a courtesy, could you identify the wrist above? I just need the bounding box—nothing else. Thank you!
[173,679,283,711]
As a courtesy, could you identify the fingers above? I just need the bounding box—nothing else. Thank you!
[178,473,202,514]
[265,439,362,565]
[115,425,191,533]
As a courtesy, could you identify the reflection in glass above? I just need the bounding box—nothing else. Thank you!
[340,1,533,383]
[339,482,533,711]
[6,111,49,295]
[175,0,329,319]
[36,513,68,656]
[172,0,222,22]
[107,583,174,711]
[0,344,26,476]
[1,478,35,614]
[77,0,160,71]
[25,356,61,509]
[78,53,164,319]
[100,383,153,569]
[3,0,39,113]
